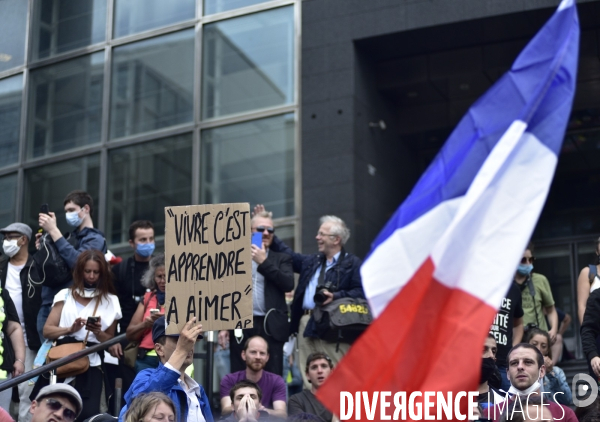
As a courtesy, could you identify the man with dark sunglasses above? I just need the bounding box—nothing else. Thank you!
[220,210,294,375]
[30,384,82,422]
[514,243,558,345]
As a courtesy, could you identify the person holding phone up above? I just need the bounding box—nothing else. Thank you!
[37,249,122,421]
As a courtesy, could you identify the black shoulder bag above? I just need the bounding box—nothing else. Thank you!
[312,251,373,345]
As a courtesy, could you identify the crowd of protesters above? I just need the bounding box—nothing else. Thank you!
[3,189,600,421]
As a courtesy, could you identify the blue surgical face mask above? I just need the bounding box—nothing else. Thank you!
[136,242,155,258]
[66,211,83,227]
[517,263,533,276]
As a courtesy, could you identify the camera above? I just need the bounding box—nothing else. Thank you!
[314,281,336,305]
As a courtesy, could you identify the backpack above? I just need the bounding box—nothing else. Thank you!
[30,232,78,288]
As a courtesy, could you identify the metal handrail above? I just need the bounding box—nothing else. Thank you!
[0,333,127,392]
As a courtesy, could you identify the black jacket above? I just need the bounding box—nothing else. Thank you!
[112,257,149,333]
[256,249,294,338]
[269,236,364,338]
[581,287,600,362]
[0,255,42,350]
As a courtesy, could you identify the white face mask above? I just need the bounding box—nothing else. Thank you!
[66,210,84,227]
[3,239,20,258]
[76,288,100,298]
[507,370,543,397]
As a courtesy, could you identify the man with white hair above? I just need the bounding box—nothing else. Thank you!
[267,211,364,388]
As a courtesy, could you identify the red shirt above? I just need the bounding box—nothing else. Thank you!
[0,406,14,422]
[139,292,161,350]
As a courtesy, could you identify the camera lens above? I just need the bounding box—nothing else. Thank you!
[314,291,326,304]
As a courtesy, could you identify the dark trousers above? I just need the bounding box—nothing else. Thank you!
[229,315,284,375]
[75,366,105,422]
[105,360,135,416]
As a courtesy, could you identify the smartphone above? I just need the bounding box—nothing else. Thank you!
[87,316,100,324]
[251,232,263,247]
[40,203,50,215]
[150,309,160,315]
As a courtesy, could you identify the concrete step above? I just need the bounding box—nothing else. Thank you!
[560,359,591,389]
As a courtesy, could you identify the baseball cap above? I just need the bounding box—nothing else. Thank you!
[0,223,32,241]
[152,316,203,343]
[35,383,83,417]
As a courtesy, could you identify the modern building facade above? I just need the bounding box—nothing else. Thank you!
[0,0,300,255]
[1,0,600,357]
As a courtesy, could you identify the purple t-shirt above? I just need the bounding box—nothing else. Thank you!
[220,370,287,409]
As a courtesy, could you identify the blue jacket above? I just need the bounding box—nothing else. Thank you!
[269,236,364,338]
[41,227,107,306]
[120,362,213,422]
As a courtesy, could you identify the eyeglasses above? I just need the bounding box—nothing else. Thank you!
[43,398,76,422]
[155,274,166,280]
[254,226,274,234]
[317,232,337,238]
[521,256,535,264]
[4,234,22,241]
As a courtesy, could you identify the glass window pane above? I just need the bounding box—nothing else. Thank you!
[110,30,194,140]
[202,7,295,119]
[204,0,270,15]
[201,114,294,217]
[0,0,28,72]
[107,134,193,245]
[0,75,23,167]
[23,155,100,233]
[31,0,107,61]
[0,173,18,229]
[27,53,104,159]
[114,0,195,38]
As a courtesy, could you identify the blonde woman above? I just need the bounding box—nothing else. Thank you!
[124,392,176,422]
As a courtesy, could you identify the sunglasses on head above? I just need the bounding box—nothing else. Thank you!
[254,226,274,234]
[521,256,535,264]
[44,398,76,422]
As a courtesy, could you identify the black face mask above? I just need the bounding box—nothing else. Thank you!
[480,357,497,384]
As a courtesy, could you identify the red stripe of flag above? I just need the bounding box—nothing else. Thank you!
[317,257,498,421]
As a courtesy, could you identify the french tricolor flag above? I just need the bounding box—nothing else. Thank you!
[318,0,579,420]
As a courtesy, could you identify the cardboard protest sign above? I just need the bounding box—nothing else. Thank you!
[164,203,253,334]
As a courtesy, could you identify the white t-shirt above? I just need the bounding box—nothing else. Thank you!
[5,262,26,346]
[591,274,600,294]
[165,363,207,422]
[53,288,122,367]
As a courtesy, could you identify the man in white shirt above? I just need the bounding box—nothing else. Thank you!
[119,317,213,422]
[0,222,41,422]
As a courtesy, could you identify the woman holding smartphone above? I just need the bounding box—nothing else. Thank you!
[126,254,165,373]
[42,249,122,421]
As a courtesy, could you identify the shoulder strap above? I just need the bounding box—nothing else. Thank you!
[83,297,102,346]
[118,259,128,284]
[590,265,598,285]
[525,275,542,327]
[142,291,155,310]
